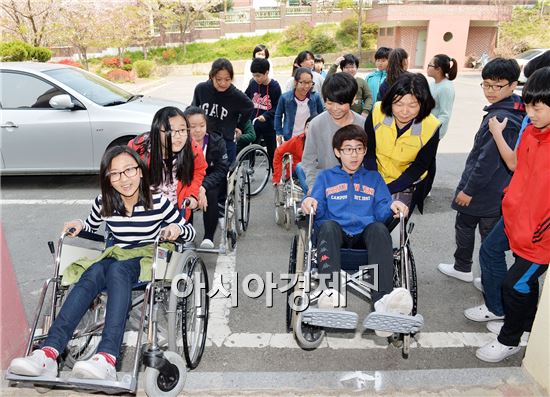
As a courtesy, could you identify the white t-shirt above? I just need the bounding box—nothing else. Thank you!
[293,96,310,137]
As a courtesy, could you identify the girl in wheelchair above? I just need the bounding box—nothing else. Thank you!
[301,125,411,336]
[8,146,195,381]
[129,106,207,221]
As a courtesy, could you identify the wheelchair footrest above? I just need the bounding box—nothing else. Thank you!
[302,308,358,330]
[363,312,424,334]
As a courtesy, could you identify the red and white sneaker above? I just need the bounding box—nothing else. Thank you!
[72,353,116,381]
[8,349,58,377]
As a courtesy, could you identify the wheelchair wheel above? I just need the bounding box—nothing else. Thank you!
[168,251,209,370]
[63,295,105,368]
[286,235,298,332]
[295,311,324,350]
[225,194,238,250]
[274,186,285,226]
[238,164,251,233]
[144,350,186,397]
[283,207,293,231]
[238,145,271,197]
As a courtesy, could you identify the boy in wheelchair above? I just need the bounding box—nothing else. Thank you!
[8,146,195,381]
[301,125,411,336]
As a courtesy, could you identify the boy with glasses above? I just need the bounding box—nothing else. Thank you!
[301,125,411,333]
[438,58,525,295]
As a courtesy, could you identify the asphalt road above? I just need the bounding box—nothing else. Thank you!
[1,72,526,394]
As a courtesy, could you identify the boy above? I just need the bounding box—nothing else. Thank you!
[301,73,366,192]
[438,58,525,300]
[301,125,411,336]
[245,58,282,168]
[327,54,373,118]
[476,67,550,362]
[365,47,391,108]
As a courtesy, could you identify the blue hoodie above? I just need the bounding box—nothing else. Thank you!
[365,69,387,109]
[311,165,393,235]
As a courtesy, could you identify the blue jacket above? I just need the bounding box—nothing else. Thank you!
[311,166,393,236]
[274,90,324,140]
[451,94,525,217]
[366,70,387,108]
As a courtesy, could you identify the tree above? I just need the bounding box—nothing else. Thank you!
[497,4,550,56]
[54,2,107,70]
[0,0,59,47]
[156,0,222,54]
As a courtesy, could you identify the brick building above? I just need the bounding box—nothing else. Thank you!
[365,0,537,70]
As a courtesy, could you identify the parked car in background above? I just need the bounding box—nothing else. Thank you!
[0,62,185,175]
[516,48,550,83]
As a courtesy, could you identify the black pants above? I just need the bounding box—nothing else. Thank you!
[499,255,546,347]
[189,186,222,241]
[253,122,277,169]
[316,220,393,302]
[453,212,500,272]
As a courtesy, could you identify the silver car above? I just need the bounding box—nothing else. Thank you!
[1,62,185,174]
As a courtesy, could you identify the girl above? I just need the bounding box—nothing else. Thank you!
[427,54,458,139]
[184,106,229,249]
[275,67,324,142]
[129,106,207,221]
[192,58,255,164]
[241,44,275,91]
[376,48,409,101]
[364,72,440,214]
[8,146,195,381]
[285,50,324,93]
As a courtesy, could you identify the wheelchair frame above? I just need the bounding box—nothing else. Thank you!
[236,143,271,197]
[274,153,304,230]
[6,230,209,396]
[286,211,423,358]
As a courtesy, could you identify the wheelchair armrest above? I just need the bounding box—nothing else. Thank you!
[76,230,105,243]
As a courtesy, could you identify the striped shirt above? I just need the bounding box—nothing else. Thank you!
[83,193,195,247]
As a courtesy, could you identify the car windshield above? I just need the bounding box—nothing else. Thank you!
[43,67,133,106]
[517,50,543,60]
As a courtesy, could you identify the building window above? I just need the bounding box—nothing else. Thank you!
[386,27,394,36]
[379,28,385,36]
[443,32,453,42]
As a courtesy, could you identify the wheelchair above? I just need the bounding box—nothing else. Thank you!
[286,211,423,358]
[6,229,209,396]
[236,143,271,197]
[274,153,304,230]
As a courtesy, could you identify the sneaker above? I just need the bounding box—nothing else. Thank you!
[437,263,474,282]
[464,304,505,322]
[373,288,413,337]
[200,239,215,249]
[8,349,57,377]
[476,340,521,363]
[473,277,484,292]
[71,353,116,381]
[486,321,530,343]
[317,288,345,309]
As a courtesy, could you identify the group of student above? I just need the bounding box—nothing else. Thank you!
[7,45,550,382]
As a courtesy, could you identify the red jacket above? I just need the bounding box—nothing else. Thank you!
[128,134,207,220]
[503,124,550,265]
[272,133,305,183]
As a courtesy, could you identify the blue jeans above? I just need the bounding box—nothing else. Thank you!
[44,257,141,359]
[294,163,308,193]
[225,139,237,166]
[479,218,509,316]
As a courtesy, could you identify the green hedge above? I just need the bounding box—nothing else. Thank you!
[0,41,52,62]
[134,60,155,78]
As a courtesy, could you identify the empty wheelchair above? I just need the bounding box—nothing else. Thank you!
[286,211,423,358]
[274,153,304,230]
[236,143,271,197]
[6,229,209,396]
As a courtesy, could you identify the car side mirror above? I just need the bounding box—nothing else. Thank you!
[49,94,75,110]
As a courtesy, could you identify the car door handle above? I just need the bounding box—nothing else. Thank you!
[1,123,19,128]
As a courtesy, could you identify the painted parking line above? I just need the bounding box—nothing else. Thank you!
[1,199,94,205]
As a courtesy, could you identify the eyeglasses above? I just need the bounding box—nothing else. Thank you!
[297,80,314,86]
[161,128,189,137]
[109,166,139,182]
[339,146,366,155]
[480,82,513,91]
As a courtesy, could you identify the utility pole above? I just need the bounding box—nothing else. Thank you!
[357,0,363,55]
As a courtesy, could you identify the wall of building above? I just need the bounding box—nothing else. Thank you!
[465,26,498,61]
